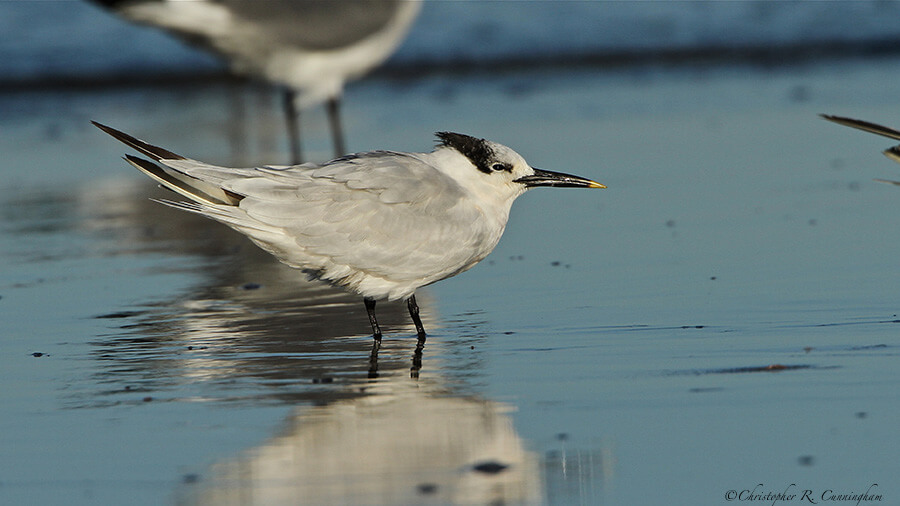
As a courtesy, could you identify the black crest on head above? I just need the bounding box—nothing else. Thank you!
[436,132,496,174]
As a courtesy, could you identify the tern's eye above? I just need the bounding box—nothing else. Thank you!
[490,162,511,172]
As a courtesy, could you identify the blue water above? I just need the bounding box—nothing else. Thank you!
[2,2,900,505]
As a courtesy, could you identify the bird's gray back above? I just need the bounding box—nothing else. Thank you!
[216,0,408,50]
[192,152,500,299]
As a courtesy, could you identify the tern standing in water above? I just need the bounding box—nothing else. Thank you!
[94,122,605,342]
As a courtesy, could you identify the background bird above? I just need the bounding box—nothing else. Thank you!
[91,0,421,163]
[93,121,604,341]
[822,114,900,185]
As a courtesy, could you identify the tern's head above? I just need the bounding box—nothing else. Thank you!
[434,132,604,202]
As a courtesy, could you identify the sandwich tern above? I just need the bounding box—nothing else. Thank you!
[92,0,421,163]
[822,114,900,185]
[93,121,604,341]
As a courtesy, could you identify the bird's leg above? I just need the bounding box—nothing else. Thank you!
[409,294,426,377]
[364,297,382,341]
[407,294,427,340]
[410,333,426,379]
[327,96,346,157]
[283,89,302,164]
[368,338,380,379]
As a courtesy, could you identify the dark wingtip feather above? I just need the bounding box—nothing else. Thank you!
[820,114,900,141]
[92,121,186,161]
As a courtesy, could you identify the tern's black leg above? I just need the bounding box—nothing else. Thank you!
[407,294,427,340]
[410,334,426,378]
[368,338,381,378]
[283,89,302,164]
[326,96,345,158]
[364,297,382,341]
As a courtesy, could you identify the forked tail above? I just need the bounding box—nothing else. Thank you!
[92,121,241,206]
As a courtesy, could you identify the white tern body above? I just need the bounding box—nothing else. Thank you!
[94,122,604,339]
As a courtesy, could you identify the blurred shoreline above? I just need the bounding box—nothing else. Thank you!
[5,36,900,94]
[5,1,900,92]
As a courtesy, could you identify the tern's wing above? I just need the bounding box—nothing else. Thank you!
[217,152,494,299]
[821,114,900,141]
[95,122,497,299]
[820,115,900,166]
[145,151,491,300]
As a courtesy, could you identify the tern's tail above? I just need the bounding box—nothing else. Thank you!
[92,121,242,206]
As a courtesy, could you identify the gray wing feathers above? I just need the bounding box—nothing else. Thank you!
[233,155,485,282]
[96,120,489,299]
[151,151,485,298]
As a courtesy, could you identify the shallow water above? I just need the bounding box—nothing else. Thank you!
[2,58,900,505]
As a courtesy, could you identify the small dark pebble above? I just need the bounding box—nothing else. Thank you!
[31,352,44,358]
[551,261,561,267]
[710,364,811,374]
[710,276,717,281]
[182,474,200,484]
[241,282,262,290]
[803,346,814,353]
[416,483,438,495]
[312,377,334,384]
[855,411,868,419]
[555,433,569,441]
[681,325,705,329]
[124,386,132,391]
[470,345,475,350]
[142,396,153,402]
[503,331,515,335]
[665,219,676,228]
[472,461,509,475]
[797,455,815,466]
[96,311,142,319]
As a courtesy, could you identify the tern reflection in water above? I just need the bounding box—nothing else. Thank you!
[176,371,542,505]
